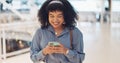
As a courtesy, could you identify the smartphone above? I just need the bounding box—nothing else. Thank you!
[48,42,60,47]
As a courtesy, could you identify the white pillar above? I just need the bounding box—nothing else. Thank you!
[0,31,2,63]
[100,0,105,24]
[2,28,6,60]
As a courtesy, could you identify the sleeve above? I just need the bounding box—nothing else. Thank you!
[30,29,46,62]
[65,28,85,62]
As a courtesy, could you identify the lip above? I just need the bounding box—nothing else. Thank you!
[52,23,60,28]
[52,22,60,25]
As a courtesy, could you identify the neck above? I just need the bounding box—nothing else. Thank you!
[54,26,64,31]
[54,26,64,36]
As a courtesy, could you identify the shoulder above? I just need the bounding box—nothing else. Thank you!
[72,27,83,37]
[73,27,82,34]
[34,27,45,35]
[36,28,42,33]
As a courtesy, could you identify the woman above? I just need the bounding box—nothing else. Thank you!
[30,0,85,63]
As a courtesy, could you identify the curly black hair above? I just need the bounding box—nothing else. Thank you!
[38,0,78,29]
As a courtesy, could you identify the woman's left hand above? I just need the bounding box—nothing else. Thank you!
[53,44,68,55]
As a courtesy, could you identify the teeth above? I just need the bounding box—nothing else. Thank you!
[53,22,59,25]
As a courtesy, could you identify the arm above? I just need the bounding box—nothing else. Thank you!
[30,29,45,62]
[65,28,85,62]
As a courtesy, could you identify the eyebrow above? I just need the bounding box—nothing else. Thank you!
[49,13,63,15]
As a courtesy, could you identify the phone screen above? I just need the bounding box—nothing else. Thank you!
[49,42,60,47]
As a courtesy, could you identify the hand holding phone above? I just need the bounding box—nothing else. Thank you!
[42,42,68,55]
[48,42,60,47]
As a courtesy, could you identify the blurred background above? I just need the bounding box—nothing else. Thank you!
[0,0,120,63]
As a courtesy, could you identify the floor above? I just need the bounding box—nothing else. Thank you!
[1,22,120,63]
[77,22,120,63]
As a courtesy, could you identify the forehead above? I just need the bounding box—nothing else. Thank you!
[49,10,63,14]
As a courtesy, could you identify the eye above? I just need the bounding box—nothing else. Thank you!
[58,15,63,18]
[49,15,54,18]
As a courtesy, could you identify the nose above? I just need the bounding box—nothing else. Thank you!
[53,17,58,22]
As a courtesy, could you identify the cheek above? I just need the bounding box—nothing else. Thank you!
[48,18,52,23]
[60,19,64,23]
[48,20,52,25]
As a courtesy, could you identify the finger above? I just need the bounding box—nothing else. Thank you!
[55,50,64,54]
[59,43,63,47]
[59,43,66,48]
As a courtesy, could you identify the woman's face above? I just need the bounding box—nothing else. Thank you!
[48,11,64,29]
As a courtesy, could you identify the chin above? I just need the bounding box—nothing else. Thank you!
[52,26,59,29]
[53,26,58,29]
